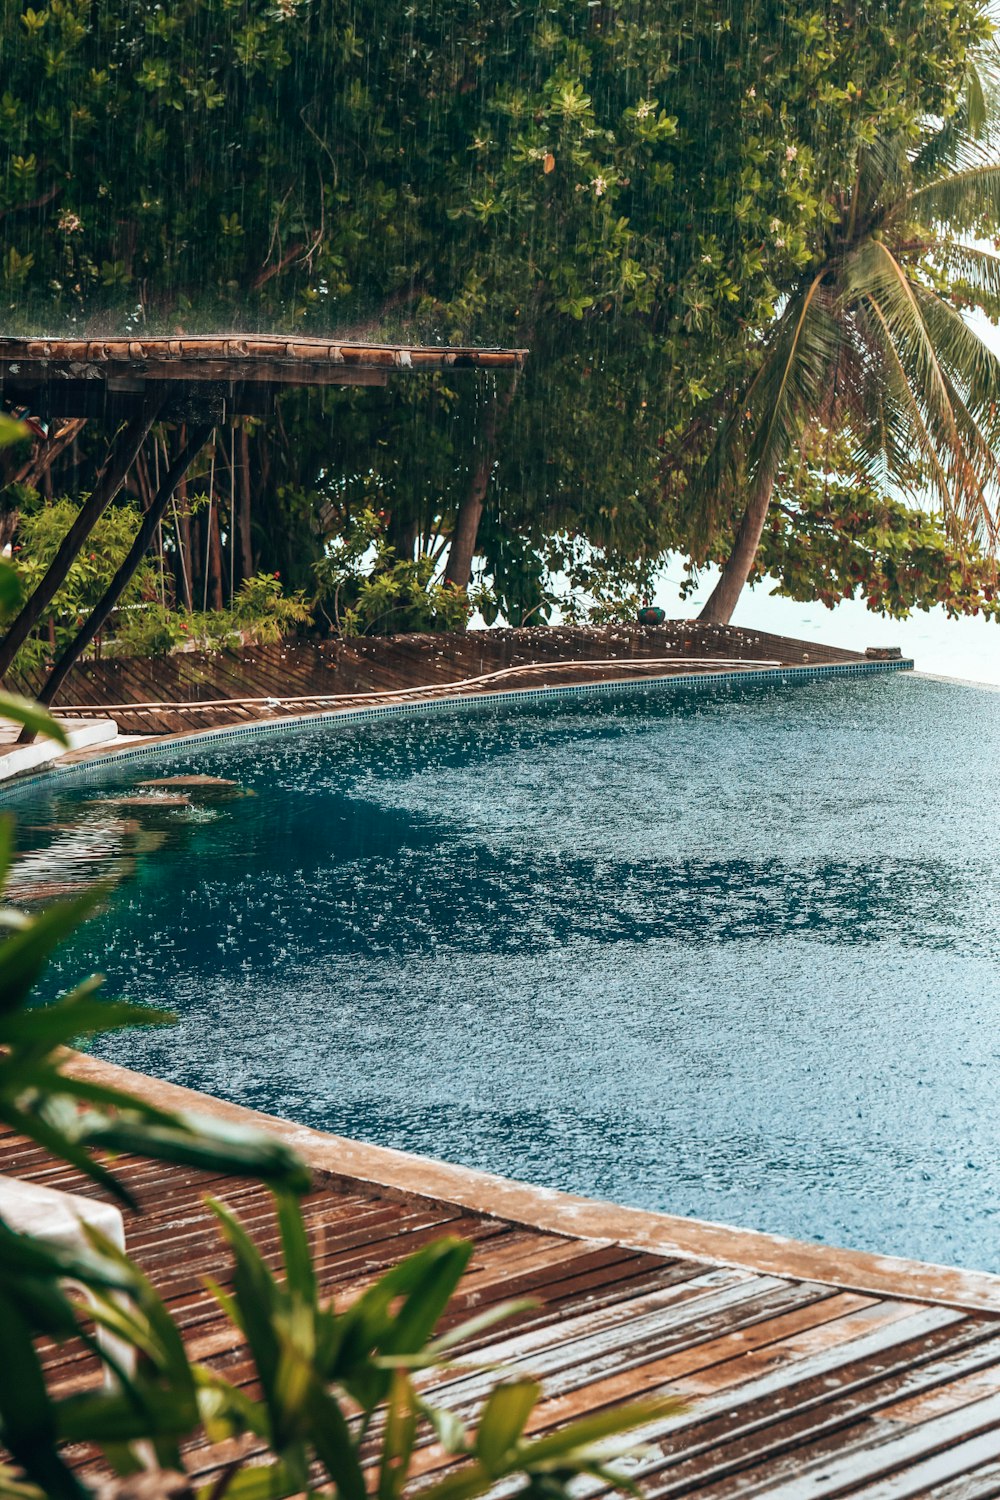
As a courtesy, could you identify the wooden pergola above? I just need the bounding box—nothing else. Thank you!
[0,335,527,732]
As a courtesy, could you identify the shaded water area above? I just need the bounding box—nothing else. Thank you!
[8,672,1000,1272]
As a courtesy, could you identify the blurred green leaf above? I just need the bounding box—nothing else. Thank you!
[476,1379,540,1475]
[0,414,28,449]
[0,560,23,616]
[0,692,68,747]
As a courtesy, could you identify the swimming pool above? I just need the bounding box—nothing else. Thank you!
[9,670,1000,1272]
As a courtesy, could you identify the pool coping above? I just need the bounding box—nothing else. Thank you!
[65,1052,1000,1316]
[0,655,914,801]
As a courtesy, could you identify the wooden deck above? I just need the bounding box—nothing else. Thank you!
[6,624,879,737]
[6,1058,999,1498]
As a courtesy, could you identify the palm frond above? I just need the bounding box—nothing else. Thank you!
[743,272,841,486]
[855,256,1000,543]
[909,160,1000,236]
[911,279,1000,421]
[927,239,1000,308]
[857,294,955,511]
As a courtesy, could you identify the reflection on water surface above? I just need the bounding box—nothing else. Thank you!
[9,672,1000,1272]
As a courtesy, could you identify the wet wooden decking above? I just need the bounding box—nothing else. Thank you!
[7,623,876,737]
[4,1059,999,1499]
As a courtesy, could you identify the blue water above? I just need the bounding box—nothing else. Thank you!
[8,672,1000,1272]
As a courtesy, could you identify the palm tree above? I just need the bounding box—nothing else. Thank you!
[698,83,1000,624]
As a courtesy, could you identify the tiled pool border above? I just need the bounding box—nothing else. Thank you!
[0,656,914,801]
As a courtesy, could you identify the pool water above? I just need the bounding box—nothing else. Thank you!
[8,671,1000,1272]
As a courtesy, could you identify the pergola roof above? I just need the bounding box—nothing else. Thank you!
[0,335,527,420]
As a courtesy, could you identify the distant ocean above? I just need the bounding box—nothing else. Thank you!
[653,562,1000,688]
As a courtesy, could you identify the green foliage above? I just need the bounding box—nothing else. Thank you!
[313,507,489,635]
[0,0,993,620]
[763,468,1000,622]
[8,497,159,669]
[541,536,661,627]
[0,414,28,449]
[112,575,312,657]
[184,1203,680,1500]
[683,433,1000,620]
[229,572,311,637]
[689,84,1000,619]
[4,487,312,662]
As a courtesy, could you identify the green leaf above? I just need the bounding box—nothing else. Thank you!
[0,415,28,449]
[518,1393,685,1466]
[418,1398,469,1456]
[275,1188,316,1303]
[0,883,109,1016]
[0,990,173,1048]
[192,1460,298,1500]
[0,693,68,748]
[475,1379,540,1476]
[422,1297,540,1359]
[305,1384,366,1500]
[0,1100,139,1209]
[0,1462,46,1500]
[378,1370,419,1500]
[207,1198,285,1425]
[0,1292,87,1500]
[0,561,23,616]
[83,1115,311,1193]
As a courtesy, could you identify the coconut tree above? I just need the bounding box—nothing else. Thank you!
[698,88,1000,624]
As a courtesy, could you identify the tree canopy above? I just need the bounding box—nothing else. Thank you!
[1,0,997,628]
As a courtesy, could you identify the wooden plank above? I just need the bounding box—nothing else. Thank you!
[736,1388,1000,1499]
[560,1306,974,1496]
[615,1324,1000,1497]
[445,1263,722,1356]
[887,1454,1000,1499]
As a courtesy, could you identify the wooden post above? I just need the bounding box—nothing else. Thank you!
[0,399,164,680]
[21,424,213,735]
[237,426,254,584]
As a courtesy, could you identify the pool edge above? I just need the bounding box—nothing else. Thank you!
[64,1050,1000,1317]
[0,656,915,801]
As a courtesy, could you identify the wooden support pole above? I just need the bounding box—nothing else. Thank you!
[0,399,164,680]
[21,424,213,735]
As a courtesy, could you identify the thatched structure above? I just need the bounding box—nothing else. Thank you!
[0,335,527,728]
[0,335,526,420]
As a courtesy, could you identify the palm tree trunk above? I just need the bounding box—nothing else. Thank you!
[698,467,776,625]
[0,401,162,679]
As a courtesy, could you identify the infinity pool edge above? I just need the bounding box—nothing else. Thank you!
[0,656,915,802]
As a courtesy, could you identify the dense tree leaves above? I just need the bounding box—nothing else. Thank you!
[0,0,995,625]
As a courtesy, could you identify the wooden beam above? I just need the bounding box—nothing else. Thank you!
[0,397,164,680]
[21,424,214,735]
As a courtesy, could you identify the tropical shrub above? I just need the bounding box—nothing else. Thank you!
[313,508,492,636]
[6,497,160,669]
[112,576,312,658]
